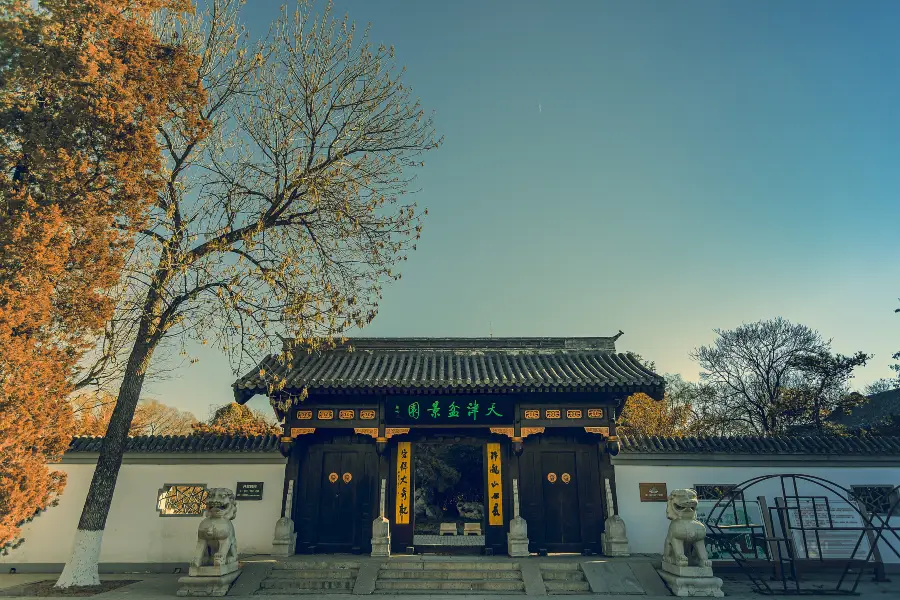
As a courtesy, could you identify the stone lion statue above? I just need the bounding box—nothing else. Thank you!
[192,488,238,568]
[663,488,712,568]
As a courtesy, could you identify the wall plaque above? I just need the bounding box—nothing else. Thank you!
[395,442,411,524]
[486,442,503,526]
[235,482,264,500]
[640,482,668,502]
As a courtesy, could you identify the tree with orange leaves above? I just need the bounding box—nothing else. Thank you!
[0,0,202,559]
[71,394,197,436]
[55,0,438,587]
[191,403,280,437]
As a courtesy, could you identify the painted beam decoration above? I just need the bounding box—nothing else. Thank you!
[395,442,412,524]
[486,443,503,526]
[386,396,514,426]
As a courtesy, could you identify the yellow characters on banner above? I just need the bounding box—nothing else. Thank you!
[395,442,411,524]
[486,442,503,526]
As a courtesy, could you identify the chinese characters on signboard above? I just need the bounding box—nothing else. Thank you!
[486,442,503,526]
[395,442,411,525]
[639,482,668,502]
[235,482,263,500]
[785,498,870,560]
[386,397,512,425]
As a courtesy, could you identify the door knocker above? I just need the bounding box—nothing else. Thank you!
[547,472,557,483]
[328,472,339,483]
[561,472,571,484]
[342,472,352,483]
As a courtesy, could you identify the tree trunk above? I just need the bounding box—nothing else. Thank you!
[55,335,155,588]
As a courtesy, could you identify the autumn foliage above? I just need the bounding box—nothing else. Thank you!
[618,392,693,437]
[0,0,201,551]
[72,394,197,437]
[192,403,281,437]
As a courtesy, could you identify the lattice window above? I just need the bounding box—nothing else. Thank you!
[157,484,208,516]
[851,485,900,516]
[694,484,737,501]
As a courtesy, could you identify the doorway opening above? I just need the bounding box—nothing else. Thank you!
[412,441,485,550]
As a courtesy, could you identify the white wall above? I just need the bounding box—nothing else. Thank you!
[613,459,900,562]
[1,457,286,566]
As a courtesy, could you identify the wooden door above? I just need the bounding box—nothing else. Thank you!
[541,451,582,547]
[519,431,604,554]
[294,434,377,554]
[317,451,359,548]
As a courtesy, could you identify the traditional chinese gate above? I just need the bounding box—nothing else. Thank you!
[240,337,665,556]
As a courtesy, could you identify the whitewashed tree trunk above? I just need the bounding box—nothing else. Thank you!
[55,332,155,588]
[55,530,103,587]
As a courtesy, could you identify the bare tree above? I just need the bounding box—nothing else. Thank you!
[690,318,828,436]
[786,350,870,435]
[72,395,196,436]
[57,0,440,587]
[864,378,898,396]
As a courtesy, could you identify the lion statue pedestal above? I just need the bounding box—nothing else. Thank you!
[656,489,723,597]
[177,488,242,597]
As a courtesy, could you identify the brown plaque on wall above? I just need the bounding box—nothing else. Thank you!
[639,482,668,502]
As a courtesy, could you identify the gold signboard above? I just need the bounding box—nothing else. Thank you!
[640,482,668,502]
[486,442,503,526]
[395,442,411,524]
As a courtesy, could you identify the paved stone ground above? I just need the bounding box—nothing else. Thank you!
[1,556,898,598]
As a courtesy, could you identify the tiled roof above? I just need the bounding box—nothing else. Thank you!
[64,434,900,456]
[620,435,900,455]
[233,336,664,400]
[829,389,900,429]
[67,434,281,453]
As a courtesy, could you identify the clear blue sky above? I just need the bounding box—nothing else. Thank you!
[146,0,900,419]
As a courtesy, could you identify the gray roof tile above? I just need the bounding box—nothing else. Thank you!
[620,435,900,454]
[67,434,281,453]
[233,337,664,400]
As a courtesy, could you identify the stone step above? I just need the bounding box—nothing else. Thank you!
[272,560,360,570]
[255,589,351,595]
[540,570,586,581]
[260,578,355,591]
[266,569,359,580]
[375,579,526,593]
[381,561,520,571]
[539,562,583,571]
[544,580,592,594]
[377,568,522,580]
